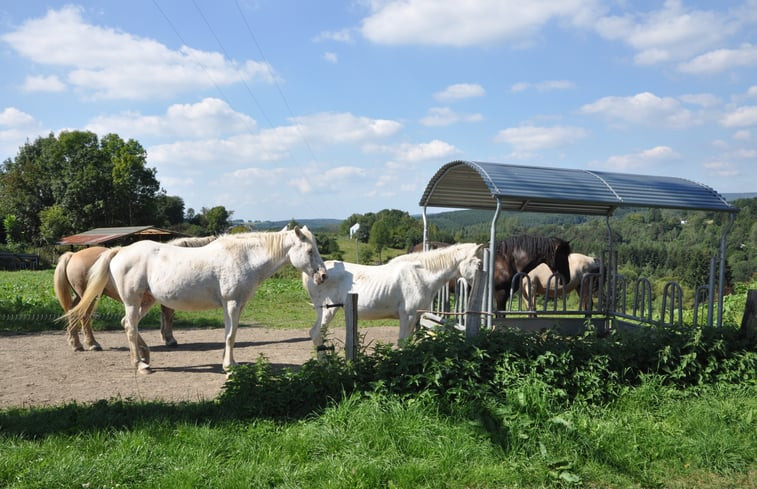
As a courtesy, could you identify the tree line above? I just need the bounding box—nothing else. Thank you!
[0,130,233,247]
[2,130,754,289]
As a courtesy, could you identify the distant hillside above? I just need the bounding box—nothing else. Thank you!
[724,192,757,201]
[251,218,341,232]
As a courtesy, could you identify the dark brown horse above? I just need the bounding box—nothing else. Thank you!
[493,235,571,310]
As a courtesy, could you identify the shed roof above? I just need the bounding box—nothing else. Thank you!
[58,226,179,246]
[419,161,738,216]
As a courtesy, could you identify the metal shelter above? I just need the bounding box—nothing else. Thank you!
[418,160,739,327]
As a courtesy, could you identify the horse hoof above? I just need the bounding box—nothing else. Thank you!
[138,366,154,375]
[164,339,178,348]
[88,344,103,351]
[72,345,84,352]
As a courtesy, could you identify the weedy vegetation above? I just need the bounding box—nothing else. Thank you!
[1,271,755,488]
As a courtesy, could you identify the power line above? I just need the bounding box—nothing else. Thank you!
[151,0,257,136]
[232,0,319,162]
[190,0,277,132]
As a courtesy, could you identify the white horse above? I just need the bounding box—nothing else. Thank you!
[303,243,483,350]
[520,252,600,311]
[65,227,327,374]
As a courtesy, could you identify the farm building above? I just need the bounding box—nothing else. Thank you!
[418,160,739,330]
[57,226,187,247]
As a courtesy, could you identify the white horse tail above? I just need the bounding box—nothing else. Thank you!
[64,247,121,327]
[53,252,75,313]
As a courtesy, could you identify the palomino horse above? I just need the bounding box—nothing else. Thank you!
[519,253,601,311]
[303,243,483,350]
[493,235,571,310]
[54,236,216,351]
[65,227,327,374]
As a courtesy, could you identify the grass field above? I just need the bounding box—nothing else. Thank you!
[1,269,755,488]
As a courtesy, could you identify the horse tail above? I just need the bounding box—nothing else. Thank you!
[53,252,75,313]
[64,247,121,327]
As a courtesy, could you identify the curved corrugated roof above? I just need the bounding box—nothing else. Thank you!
[419,161,738,215]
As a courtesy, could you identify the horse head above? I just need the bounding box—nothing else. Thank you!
[551,238,572,283]
[289,226,328,284]
[456,243,484,284]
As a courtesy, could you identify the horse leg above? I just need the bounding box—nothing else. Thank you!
[121,305,151,373]
[160,305,178,347]
[310,305,335,360]
[222,300,243,373]
[67,316,85,351]
[80,302,102,351]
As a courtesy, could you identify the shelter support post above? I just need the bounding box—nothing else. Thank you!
[486,198,502,329]
[422,206,429,251]
[717,213,735,327]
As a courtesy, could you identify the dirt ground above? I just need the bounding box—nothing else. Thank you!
[0,325,399,409]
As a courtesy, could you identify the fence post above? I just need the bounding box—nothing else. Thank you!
[345,293,358,361]
[466,270,486,339]
[740,290,757,340]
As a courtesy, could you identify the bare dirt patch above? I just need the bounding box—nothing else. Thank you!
[0,325,398,409]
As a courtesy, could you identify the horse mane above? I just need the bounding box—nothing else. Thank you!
[216,228,312,260]
[167,235,217,247]
[392,242,477,272]
[497,235,568,259]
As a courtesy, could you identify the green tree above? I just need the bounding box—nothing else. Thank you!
[205,206,232,235]
[369,219,391,263]
[155,195,185,226]
[38,205,73,244]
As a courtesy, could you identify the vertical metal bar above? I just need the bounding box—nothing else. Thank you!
[487,198,501,328]
[345,293,358,361]
[717,214,735,327]
[466,269,486,339]
[422,206,429,251]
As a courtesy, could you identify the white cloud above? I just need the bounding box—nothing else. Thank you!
[580,92,697,128]
[748,86,757,98]
[598,145,680,171]
[313,29,354,43]
[678,43,757,74]
[594,1,736,66]
[433,83,485,102]
[360,0,601,46]
[0,107,37,127]
[703,160,740,177]
[22,74,66,92]
[495,125,589,151]
[323,52,339,63]
[1,5,275,100]
[510,80,575,93]
[733,129,751,140]
[394,139,459,162]
[419,107,483,127]
[86,98,256,140]
[679,93,721,108]
[147,111,401,167]
[720,106,757,127]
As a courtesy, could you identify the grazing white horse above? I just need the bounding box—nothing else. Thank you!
[303,243,483,349]
[520,252,600,311]
[65,227,327,374]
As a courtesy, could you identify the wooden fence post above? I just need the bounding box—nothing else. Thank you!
[345,293,359,360]
[740,290,757,340]
[466,269,486,339]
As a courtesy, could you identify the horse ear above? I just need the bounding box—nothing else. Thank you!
[294,226,305,239]
[279,225,288,232]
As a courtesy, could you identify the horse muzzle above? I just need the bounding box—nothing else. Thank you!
[313,268,328,285]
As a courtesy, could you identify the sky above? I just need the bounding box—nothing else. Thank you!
[1,1,756,222]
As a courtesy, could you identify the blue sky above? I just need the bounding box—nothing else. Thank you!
[1,1,756,222]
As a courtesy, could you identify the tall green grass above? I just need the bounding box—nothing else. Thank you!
[2,323,754,488]
[1,270,755,487]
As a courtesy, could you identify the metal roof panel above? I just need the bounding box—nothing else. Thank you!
[419,161,737,215]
